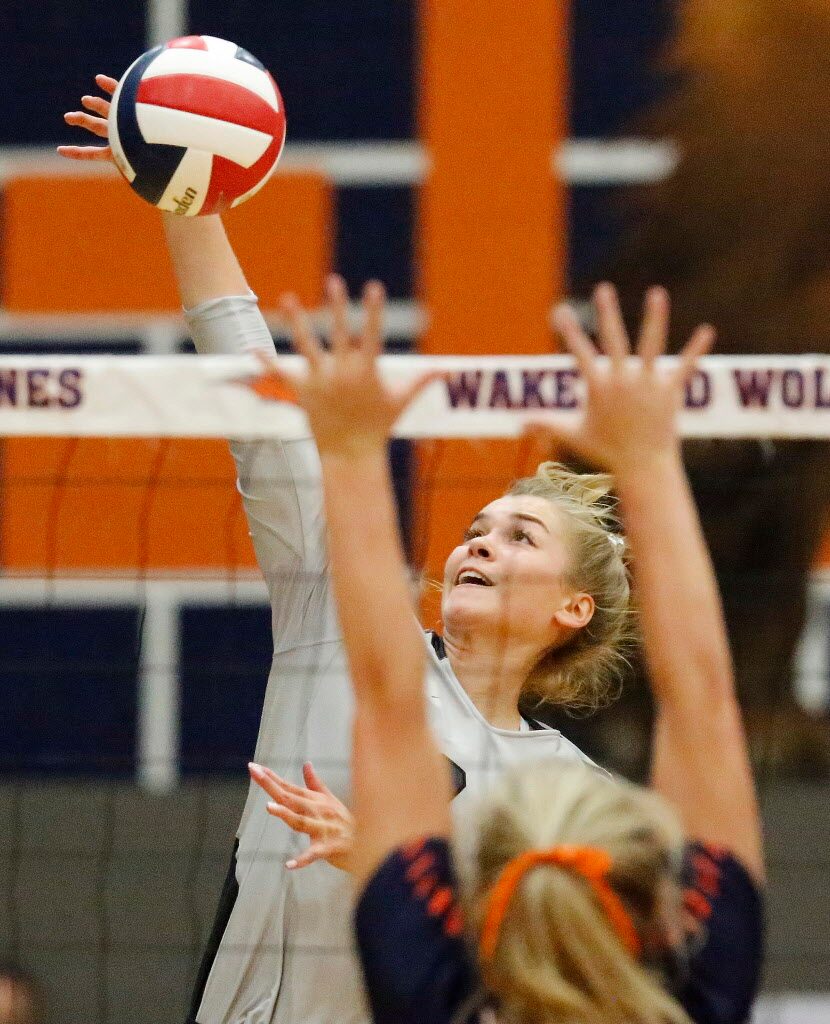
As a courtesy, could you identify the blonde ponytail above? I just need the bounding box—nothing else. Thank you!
[461,761,692,1024]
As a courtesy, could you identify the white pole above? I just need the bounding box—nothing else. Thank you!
[793,582,830,714]
[146,0,188,47]
[137,589,181,792]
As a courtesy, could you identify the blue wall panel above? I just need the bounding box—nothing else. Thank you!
[0,607,139,773]
[179,604,272,774]
[570,0,677,137]
[2,0,146,145]
[188,0,416,140]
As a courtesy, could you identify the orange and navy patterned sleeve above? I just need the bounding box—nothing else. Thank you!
[679,842,765,1024]
[354,836,479,1024]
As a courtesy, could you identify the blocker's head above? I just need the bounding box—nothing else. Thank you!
[441,463,632,709]
[462,760,690,1024]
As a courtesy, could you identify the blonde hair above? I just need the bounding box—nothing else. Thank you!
[461,761,691,1024]
[508,462,633,711]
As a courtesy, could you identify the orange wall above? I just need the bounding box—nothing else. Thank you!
[416,0,569,611]
[0,438,256,573]
[3,171,331,313]
[0,171,332,573]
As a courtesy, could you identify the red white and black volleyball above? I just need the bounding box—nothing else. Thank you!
[108,36,286,216]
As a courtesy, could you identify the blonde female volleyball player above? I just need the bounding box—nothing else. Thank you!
[65,79,633,1024]
[251,284,764,1024]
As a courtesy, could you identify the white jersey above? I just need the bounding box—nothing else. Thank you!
[186,295,601,1024]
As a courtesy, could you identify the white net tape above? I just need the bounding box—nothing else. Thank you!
[1,353,830,438]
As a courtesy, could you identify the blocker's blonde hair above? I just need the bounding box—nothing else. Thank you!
[508,463,633,711]
[461,761,692,1024]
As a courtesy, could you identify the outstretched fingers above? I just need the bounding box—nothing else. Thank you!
[361,280,386,358]
[326,274,351,353]
[56,144,112,161]
[95,74,118,96]
[59,76,117,162]
[553,302,598,380]
[286,840,340,871]
[674,323,716,386]
[82,93,111,118]
[63,110,109,139]
[593,282,630,365]
[302,762,334,798]
[253,761,319,801]
[637,286,670,368]
[267,784,330,821]
[280,293,323,369]
[60,106,111,162]
[266,801,327,837]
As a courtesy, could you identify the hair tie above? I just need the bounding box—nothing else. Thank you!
[479,844,641,961]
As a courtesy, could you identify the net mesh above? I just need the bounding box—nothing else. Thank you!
[1,413,829,1023]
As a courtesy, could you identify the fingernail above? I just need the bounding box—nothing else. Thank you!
[248,762,264,779]
[268,802,282,814]
[286,859,298,870]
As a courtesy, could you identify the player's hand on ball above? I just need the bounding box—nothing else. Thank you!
[249,761,355,873]
[526,283,715,474]
[259,275,441,458]
[58,74,118,163]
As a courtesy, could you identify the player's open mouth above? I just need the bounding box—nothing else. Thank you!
[454,568,494,587]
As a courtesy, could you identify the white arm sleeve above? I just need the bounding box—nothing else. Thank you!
[183,291,275,357]
[185,294,337,649]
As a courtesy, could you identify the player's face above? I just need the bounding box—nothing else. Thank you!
[442,495,586,647]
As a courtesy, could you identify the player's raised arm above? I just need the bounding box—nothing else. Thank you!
[532,284,764,883]
[161,212,249,309]
[60,75,329,620]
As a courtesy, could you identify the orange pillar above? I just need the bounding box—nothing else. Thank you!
[416,1,569,606]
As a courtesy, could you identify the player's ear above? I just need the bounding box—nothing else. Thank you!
[552,592,595,631]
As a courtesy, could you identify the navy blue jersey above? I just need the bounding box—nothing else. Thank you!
[678,843,765,1024]
[355,836,764,1024]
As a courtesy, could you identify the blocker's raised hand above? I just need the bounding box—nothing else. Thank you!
[58,74,118,162]
[527,283,715,474]
[259,275,440,458]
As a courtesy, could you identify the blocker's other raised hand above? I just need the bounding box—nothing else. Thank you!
[260,275,440,458]
[58,74,118,162]
[528,283,715,474]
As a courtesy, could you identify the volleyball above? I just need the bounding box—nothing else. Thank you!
[108,35,286,216]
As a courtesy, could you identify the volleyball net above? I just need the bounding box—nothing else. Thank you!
[3,352,830,440]
[2,351,829,785]
[1,352,829,1022]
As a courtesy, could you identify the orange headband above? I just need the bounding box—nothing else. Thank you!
[479,844,642,961]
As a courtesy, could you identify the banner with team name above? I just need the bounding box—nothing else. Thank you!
[0,354,829,439]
